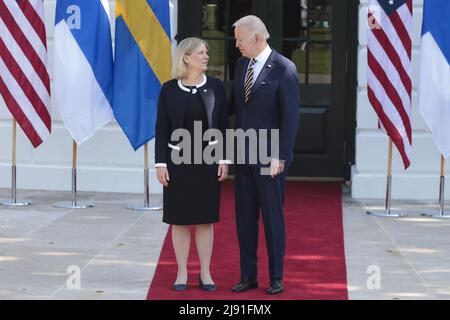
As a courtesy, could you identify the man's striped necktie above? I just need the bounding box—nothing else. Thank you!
[244,58,256,102]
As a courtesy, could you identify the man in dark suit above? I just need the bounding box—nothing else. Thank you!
[230,15,299,295]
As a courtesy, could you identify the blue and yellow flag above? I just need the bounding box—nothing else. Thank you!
[113,0,172,150]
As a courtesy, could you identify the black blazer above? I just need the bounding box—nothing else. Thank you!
[155,76,229,164]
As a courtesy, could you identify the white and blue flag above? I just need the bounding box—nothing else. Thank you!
[419,0,450,158]
[54,0,114,144]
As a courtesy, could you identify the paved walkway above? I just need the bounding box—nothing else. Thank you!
[0,188,167,299]
[343,186,450,300]
[1,185,450,300]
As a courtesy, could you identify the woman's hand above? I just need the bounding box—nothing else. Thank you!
[218,164,229,182]
[157,167,170,187]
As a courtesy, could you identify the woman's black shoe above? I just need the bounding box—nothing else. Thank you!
[198,275,217,292]
[172,283,188,291]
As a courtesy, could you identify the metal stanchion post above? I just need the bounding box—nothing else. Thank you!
[367,138,407,217]
[127,143,163,211]
[422,155,450,218]
[1,119,32,207]
[54,141,93,209]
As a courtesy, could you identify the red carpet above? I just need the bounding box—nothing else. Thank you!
[147,181,348,300]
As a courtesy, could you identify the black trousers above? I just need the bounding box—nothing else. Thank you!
[235,165,286,281]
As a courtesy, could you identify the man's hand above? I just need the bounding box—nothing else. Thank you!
[218,163,229,182]
[270,159,285,178]
[156,167,170,187]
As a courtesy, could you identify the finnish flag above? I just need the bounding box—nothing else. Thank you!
[419,0,450,158]
[54,0,115,145]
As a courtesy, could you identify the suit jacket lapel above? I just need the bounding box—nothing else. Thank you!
[248,50,276,101]
[237,58,248,104]
[173,87,189,129]
[198,84,215,129]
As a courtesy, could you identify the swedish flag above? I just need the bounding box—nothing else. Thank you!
[113,0,172,150]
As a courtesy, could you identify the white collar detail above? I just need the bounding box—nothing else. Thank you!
[177,74,207,94]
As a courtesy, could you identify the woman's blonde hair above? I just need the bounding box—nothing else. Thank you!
[172,37,209,79]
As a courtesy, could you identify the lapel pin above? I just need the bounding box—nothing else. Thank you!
[267,64,272,68]
[204,89,207,92]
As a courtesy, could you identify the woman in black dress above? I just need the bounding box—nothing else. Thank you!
[154,38,229,291]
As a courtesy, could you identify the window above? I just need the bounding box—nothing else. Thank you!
[282,0,332,84]
[200,0,252,81]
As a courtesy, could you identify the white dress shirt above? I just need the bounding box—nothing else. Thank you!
[245,45,273,87]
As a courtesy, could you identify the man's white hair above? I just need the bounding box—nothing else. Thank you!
[233,15,270,40]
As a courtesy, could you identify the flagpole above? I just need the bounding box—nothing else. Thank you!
[144,142,150,207]
[54,140,93,209]
[12,119,17,201]
[367,138,407,217]
[422,155,450,218]
[127,143,163,211]
[0,119,32,207]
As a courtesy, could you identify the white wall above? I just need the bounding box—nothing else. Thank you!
[351,0,450,200]
[0,0,178,194]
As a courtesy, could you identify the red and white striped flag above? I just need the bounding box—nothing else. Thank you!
[0,0,51,148]
[367,0,413,169]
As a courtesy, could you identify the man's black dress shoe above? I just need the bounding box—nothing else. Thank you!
[266,280,283,295]
[231,279,258,292]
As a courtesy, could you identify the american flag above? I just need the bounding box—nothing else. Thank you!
[368,0,412,169]
[0,0,51,148]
